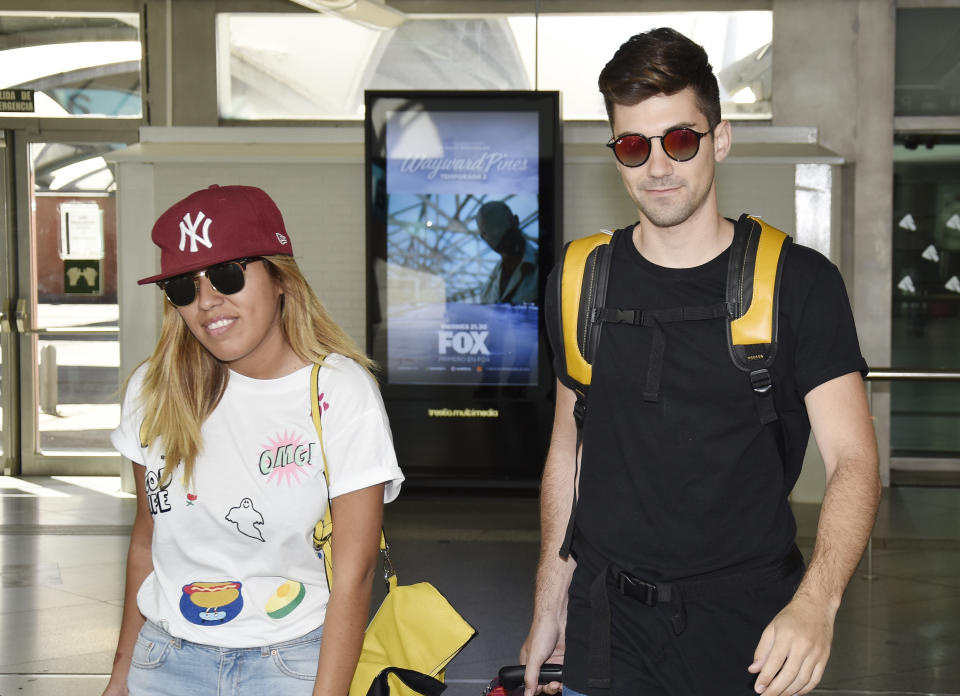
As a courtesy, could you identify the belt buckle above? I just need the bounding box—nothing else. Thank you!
[617,572,658,606]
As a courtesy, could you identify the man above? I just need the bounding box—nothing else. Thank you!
[477,200,538,305]
[520,28,880,696]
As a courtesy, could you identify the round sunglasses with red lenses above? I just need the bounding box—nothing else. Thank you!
[158,257,262,307]
[606,127,713,168]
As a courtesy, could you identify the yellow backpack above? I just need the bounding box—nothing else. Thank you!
[553,214,792,556]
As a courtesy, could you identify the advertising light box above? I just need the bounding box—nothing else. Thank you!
[366,91,561,483]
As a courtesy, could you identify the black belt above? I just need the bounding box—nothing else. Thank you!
[576,539,804,689]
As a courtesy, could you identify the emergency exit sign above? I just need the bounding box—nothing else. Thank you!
[0,89,34,113]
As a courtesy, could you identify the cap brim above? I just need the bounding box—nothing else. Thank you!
[137,248,293,285]
[138,271,168,286]
[137,260,209,285]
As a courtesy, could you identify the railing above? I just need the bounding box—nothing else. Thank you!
[859,368,960,579]
[865,367,960,384]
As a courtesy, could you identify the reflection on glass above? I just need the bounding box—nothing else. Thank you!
[895,8,960,117]
[525,12,771,119]
[0,13,141,118]
[218,11,771,120]
[37,334,119,453]
[29,142,121,455]
[891,142,960,459]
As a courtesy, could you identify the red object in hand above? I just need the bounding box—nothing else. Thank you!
[482,678,511,696]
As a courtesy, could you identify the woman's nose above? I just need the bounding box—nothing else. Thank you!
[195,274,222,309]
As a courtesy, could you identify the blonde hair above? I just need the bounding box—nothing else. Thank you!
[135,255,372,487]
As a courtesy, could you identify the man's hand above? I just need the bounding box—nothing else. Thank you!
[747,371,879,695]
[519,379,578,696]
[748,593,834,695]
[519,615,565,696]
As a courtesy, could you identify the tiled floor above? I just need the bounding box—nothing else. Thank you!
[1,476,958,696]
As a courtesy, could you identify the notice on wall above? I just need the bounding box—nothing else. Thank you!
[59,203,104,259]
[63,259,102,295]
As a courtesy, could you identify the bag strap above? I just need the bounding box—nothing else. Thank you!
[310,363,393,593]
[726,215,792,425]
[366,667,447,696]
[557,217,789,558]
[558,229,617,392]
[557,229,619,560]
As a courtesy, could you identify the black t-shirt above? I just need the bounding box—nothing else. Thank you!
[545,218,868,582]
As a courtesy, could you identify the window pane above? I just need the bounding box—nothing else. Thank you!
[37,334,119,453]
[0,12,141,118]
[218,11,771,121]
[891,140,960,459]
[895,8,960,117]
[523,12,771,120]
[29,142,121,455]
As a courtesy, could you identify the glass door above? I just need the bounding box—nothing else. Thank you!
[891,138,960,481]
[14,134,129,474]
[0,8,141,475]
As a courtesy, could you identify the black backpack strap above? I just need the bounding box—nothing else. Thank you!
[726,215,791,425]
[557,230,618,393]
[558,229,620,560]
[558,398,584,560]
[578,232,617,371]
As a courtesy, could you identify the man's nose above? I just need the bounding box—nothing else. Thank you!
[645,138,674,178]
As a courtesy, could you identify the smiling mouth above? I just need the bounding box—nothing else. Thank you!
[205,318,235,332]
[643,181,683,193]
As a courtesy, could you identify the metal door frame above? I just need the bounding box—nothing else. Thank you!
[7,122,138,475]
[0,130,20,475]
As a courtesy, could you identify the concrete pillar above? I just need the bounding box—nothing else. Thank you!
[148,0,220,126]
[39,344,58,416]
[851,1,895,487]
[114,161,161,493]
[772,0,895,494]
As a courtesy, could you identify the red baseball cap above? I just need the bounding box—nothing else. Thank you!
[138,185,294,285]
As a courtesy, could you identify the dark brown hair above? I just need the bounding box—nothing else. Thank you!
[598,27,721,129]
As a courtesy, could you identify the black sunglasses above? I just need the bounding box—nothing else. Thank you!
[158,257,262,307]
[606,127,713,168]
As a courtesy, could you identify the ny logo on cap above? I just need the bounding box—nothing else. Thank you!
[179,212,213,253]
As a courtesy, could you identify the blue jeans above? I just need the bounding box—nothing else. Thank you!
[127,620,323,696]
[563,688,587,696]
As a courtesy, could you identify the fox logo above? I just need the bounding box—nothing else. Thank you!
[438,330,489,355]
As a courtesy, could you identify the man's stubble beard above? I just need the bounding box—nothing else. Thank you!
[633,163,716,229]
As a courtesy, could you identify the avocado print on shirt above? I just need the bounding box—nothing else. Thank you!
[265,580,306,619]
[225,497,265,541]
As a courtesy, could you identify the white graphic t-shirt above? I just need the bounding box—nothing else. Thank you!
[111,354,404,647]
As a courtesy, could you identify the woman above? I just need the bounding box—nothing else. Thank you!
[104,185,403,696]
